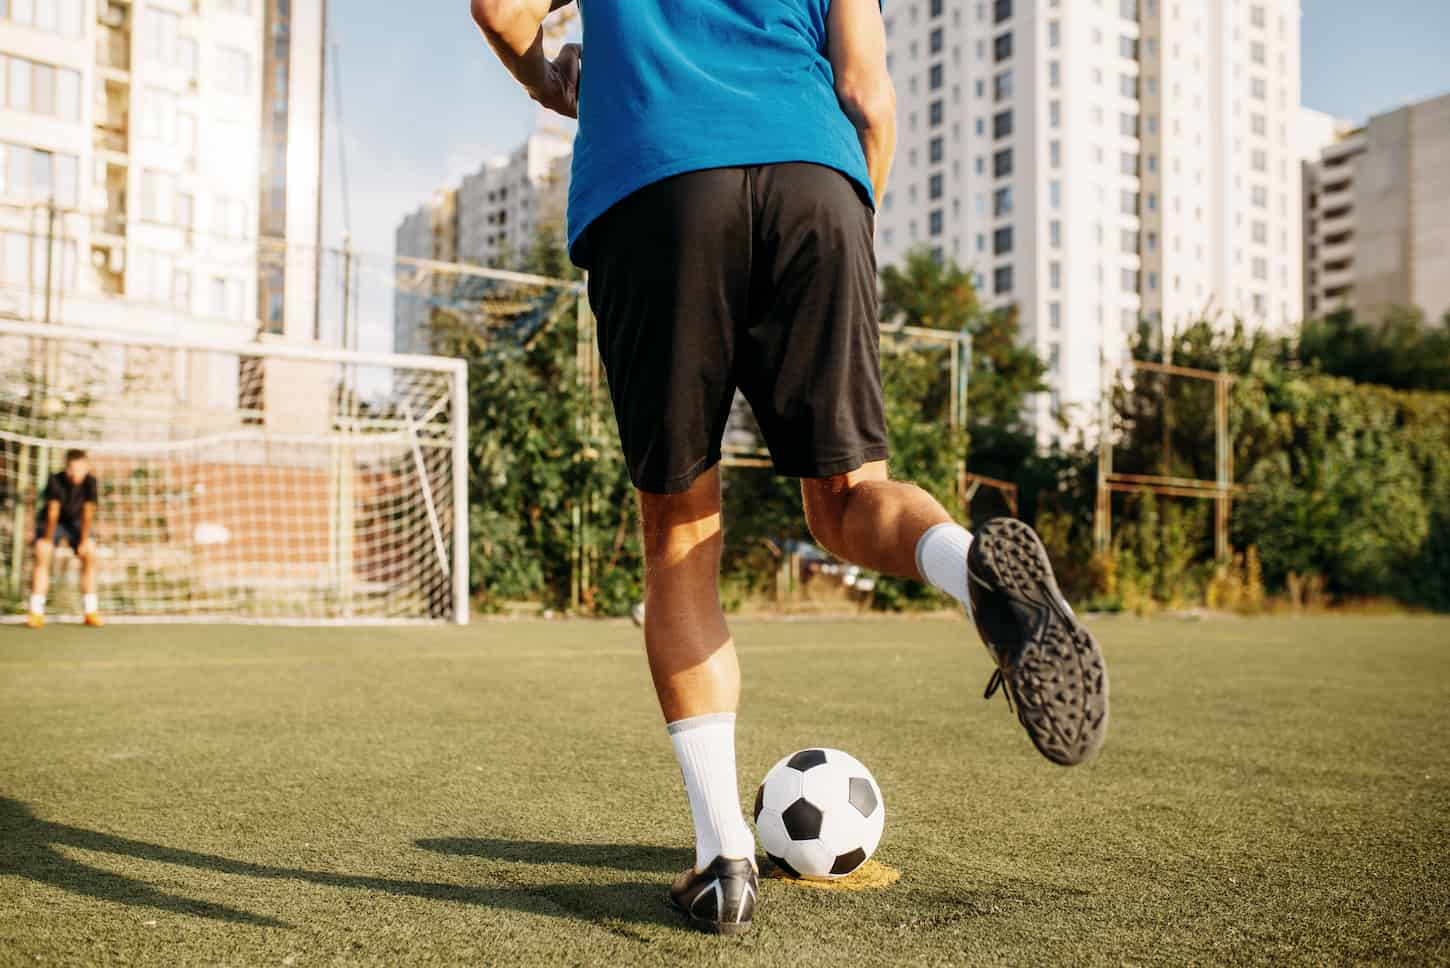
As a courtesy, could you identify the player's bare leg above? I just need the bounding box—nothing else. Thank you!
[638,467,757,934]
[27,539,53,629]
[79,543,103,627]
[802,461,1109,767]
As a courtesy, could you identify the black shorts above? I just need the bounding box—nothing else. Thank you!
[35,516,81,548]
[574,163,887,495]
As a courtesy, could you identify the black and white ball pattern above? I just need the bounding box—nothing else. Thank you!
[753,748,885,880]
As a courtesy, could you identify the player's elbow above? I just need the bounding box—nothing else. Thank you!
[837,71,897,136]
[470,0,513,35]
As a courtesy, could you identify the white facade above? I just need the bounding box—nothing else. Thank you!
[455,133,571,268]
[878,0,1310,429]
[0,0,320,350]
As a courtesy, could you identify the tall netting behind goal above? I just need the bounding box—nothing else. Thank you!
[0,321,468,624]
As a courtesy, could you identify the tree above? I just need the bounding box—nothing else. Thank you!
[1298,306,1450,392]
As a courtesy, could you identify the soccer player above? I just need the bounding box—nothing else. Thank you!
[473,0,1108,934]
[28,449,103,629]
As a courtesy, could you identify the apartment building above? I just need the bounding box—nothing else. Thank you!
[1303,91,1450,323]
[877,0,1314,428]
[393,131,571,354]
[0,0,322,351]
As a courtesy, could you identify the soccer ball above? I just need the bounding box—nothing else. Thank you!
[752,748,885,880]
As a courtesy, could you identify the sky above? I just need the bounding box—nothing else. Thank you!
[322,0,1450,355]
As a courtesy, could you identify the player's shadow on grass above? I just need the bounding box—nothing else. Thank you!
[0,797,682,933]
[417,838,690,873]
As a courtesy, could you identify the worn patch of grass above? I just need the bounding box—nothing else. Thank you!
[1,615,1447,965]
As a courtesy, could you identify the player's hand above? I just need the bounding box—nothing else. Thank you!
[527,43,581,119]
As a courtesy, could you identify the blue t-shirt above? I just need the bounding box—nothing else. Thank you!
[568,0,873,256]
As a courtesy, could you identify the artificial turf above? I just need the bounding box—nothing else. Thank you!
[1,614,1447,966]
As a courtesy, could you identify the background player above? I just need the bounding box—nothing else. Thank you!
[28,449,103,629]
[473,0,1107,934]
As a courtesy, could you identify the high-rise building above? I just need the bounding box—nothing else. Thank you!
[877,0,1310,428]
[455,133,571,268]
[1303,91,1450,324]
[0,0,322,350]
[393,132,571,354]
[393,187,458,355]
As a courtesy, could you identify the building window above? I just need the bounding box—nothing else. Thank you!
[993,0,1012,24]
[1049,220,1062,248]
[1249,4,1266,28]
[994,32,1013,62]
[1049,261,1062,289]
[975,79,986,98]
[993,186,1014,215]
[975,156,985,174]
[993,148,1013,177]
[931,0,945,16]
[930,137,945,163]
[1049,180,1062,209]
[930,209,945,236]
[0,55,82,122]
[1251,113,1267,136]
[0,143,79,207]
[929,173,944,200]
[1120,74,1139,98]
[993,110,1013,138]
[994,70,1013,101]
[1048,21,1060,48]
[994,264,1013,293]
[1119,35,1139,59]
[1121,152,1139,176]
[1049,140,1061,167]
[1122,269,1140,293]
[1251,149,1267,172]
[1120,0,1138,20]
[1120,113,1139,137]
[1250,40,1266,65]
[930,28,945,54]
[1252,256,1268,281]
[1251,184,1268,208]
[993,226,1013,254]
[1048,62,1061,89]
[929,63,945,90]
[1049,100,1061,128]
[1121,229,1139,254]
[1049,302,1062,330]
[1250,77,1267,100]
[1252,220,1268,244]
[930,99,945,126]
[975,117,985,136]
[1121,190,1138,215]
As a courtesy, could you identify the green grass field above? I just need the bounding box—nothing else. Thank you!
[2,615,1448,966]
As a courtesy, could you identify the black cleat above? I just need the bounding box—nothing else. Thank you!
[668,856,757,936]
[967,517,1109,766]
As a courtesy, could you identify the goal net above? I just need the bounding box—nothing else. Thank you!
[0,321,468,624]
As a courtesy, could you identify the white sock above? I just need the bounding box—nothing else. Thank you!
[83,593,99,614]
[668,712,756,871]
[30,594,45,616]
[916,522,975,614]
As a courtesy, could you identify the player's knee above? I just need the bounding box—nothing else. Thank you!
[33,539,53,561]
[801,479,852,556]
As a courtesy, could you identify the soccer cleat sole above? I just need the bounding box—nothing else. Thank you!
[971,518,1109,766]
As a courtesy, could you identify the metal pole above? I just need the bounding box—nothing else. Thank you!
[340,235,353,351]
[1095,351,1113,553]
[1214,372,1230,561]
[42,200,57,324]
[451,361,470,624]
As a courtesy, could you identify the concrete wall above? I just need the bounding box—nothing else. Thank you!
[1409,94,1450,322]
[1353,107,1412,321]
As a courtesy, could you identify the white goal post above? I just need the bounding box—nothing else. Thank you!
[0,320,469,625]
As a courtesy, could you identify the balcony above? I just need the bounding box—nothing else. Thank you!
[1319,211,1354,240]
[96,27,131,75]
[94,125,129,154]
[1321,265,1354,292]
[1319,239,1355,266]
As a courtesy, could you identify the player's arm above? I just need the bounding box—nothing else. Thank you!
[828,0,897,205]
[42,500,59,543]
[470,0,580,119]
